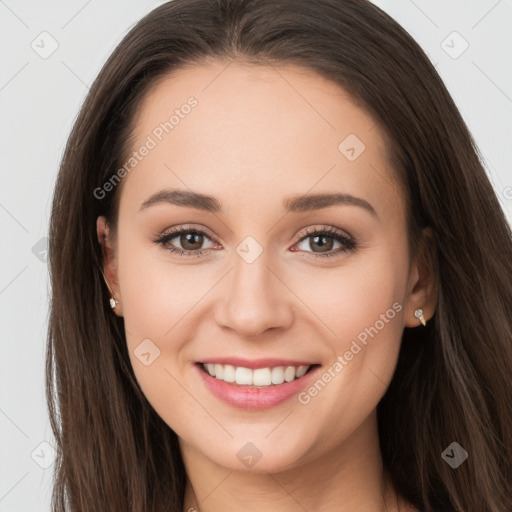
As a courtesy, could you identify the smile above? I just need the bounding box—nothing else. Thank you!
[201,362,312,386]
[195,360,321,410]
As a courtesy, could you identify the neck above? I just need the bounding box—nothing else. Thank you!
[180,410,407,512]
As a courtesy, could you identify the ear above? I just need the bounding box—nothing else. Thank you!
[404,226,438,327]
[97,216,123,317]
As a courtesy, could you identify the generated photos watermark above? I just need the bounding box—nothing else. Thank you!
[93,96,198,200]
[297,301,403,405]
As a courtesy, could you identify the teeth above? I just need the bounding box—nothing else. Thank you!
[235,366,253,385]
[202,363,311,386]
[295,365,308,378]
[253,368,271,386]
[284,366,295,382]
[214,364,223,379]
[223,364,236,383]
[271,366,285,385]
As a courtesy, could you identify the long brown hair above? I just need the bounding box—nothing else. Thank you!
[46,1,512,510]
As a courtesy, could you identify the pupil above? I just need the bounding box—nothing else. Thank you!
[312,235,333,252]
[182,232,203,250]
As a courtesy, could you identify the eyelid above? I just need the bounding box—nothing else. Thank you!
[157,223,218,241]
[295,224,353,242]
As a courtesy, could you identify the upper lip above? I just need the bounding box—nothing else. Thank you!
[197,357,318,370]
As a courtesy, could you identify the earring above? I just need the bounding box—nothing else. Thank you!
[414,308,427,327]
[100,268,120,310]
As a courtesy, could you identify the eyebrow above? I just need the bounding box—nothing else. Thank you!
[139,188,378,218]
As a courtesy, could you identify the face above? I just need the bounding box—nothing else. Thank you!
[98,60,431,474]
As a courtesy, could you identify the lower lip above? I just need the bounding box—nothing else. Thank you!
[195,363,320,410]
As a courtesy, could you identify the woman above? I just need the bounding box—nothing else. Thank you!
[46,1,512,511]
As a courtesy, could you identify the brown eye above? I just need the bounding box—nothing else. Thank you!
[179,231,205,251]
[306,234,335,253]
[154,226,217,257]
[293,226,356,258]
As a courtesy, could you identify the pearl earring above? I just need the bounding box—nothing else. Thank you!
[414,308,426,326]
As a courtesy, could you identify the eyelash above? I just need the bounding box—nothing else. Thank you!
[153,224,357,259]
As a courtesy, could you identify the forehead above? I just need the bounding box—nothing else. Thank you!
[120,60,404,222]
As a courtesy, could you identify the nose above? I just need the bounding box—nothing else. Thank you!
[214,248,294,338]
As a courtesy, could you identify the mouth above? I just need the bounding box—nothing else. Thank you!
[194,360,322,410]
[196,361,319,387]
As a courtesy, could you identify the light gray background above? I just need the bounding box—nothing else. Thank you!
[1,1,511,510]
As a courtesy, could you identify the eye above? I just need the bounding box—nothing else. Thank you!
[153,225,218,258]
[291,225,357,259]
[153,224,357,259]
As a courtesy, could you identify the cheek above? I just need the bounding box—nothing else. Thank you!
[303,252,405,415]
[115,238,204,426]
[310,252,404,349]
[117,233,208,341]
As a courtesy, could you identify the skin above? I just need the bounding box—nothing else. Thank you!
[97,60,437,512]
